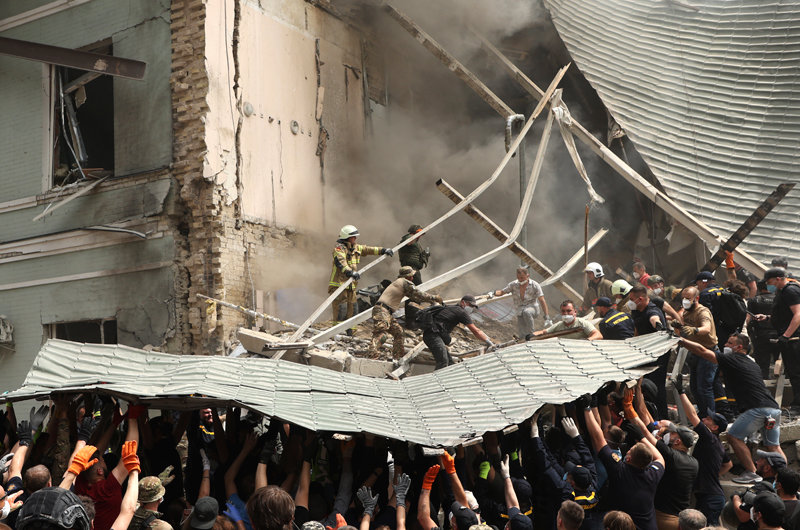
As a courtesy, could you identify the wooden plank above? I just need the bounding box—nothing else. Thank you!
[389,341,428,379]
[541,229,608,288]
[476,32,768,275]
[703,183,795,272]
[436,178,583,301]
[384,4,514,119]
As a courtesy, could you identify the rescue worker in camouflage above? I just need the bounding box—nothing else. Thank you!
[369,266,442,358]
[398,225,430,285]
[328,225,393,322]
[128,476,173,530]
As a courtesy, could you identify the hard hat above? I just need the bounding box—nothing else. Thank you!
[584,262,604,277]
[338,225,359,239]
[611,279,632,296]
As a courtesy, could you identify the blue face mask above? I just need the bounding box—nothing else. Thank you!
[767,284,777,293]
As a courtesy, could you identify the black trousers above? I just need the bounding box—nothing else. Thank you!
[423,328,453,370]
[779,339,800,407]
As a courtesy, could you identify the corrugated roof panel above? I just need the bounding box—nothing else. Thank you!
[3,336,678,447]
[543,0,800,264]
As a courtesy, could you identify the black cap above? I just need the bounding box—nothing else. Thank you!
[191,496,219,530]
[565,463,592,490]
[408,224,423,234]
[753,492,786,526]
[672,425,696,448]
[507,507,533,530]
[763,267,787,281]
[695,271,715,282]
[450,502,479,530]
[706,408,728,433]
[595,297,612,308]
[771,257,789,268]
[461,295,479,308]
[16,487,91,530]
[756,450,787,470]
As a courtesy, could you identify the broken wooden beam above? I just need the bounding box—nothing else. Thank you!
[384,4,515,119]
[703,183,795,272]
[436,178,583,301]
[476,32,768,275]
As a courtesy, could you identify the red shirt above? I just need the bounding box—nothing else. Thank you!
[75,472,122,530]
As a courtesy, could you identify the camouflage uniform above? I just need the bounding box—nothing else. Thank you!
[129,507,172,530]
[129,476,171,530]
[369,275,439,358]
[329,240,382,321]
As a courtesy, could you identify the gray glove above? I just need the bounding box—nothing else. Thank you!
[346,270,361,281]
[395,473,411,508]
[0,453,14,475]
[30,406,49,434]
[380,248,394,257]
[357,486,379,517]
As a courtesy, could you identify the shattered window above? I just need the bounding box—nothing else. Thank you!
[51,42,115,188]
[48,319,117,344]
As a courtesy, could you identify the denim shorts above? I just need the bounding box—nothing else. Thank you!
[726,407,781,446]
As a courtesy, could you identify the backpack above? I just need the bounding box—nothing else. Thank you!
[408,304,447,331]
[713,289,747,331]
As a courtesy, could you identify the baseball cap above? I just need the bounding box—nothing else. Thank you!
[763,267,787,281]
[695,271,715,282]
[706,408,728,433]
[450,502,479,530]
[191,496,219,530]
[16,487,91,530]
[461,295,479,308]
[647,275,664,286]
[595,297,612,308]
[771,257,789,268]
[753,492,786,526]
[671,425,696,448]
[506,506,533,530]
[138,476,166,504]
[564,463,592,490]
[755,450,787,470]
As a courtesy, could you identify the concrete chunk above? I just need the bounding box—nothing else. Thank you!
[306,349,352,372]
[349,358,394,378]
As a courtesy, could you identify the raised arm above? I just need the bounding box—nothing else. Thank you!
[623,387,658,446]
[211,408,230,464]
[356,486,379,530]
[673,374,701,427]
[394,473,411,530]
[417,465,440,530]
[440,451,469,508]
[111,467,139,530]
[499,455,519,509]
[111,407,141,484]
[581,397,607,453]
[225,432,258,498]
[678,338,718,364]
[639,436,665,467]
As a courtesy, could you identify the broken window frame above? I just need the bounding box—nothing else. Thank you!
[48,39,115,189]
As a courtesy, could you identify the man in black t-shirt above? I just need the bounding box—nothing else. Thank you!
[630,285,669,418]
[754,268,800,413]
[419,295,495,370]
[679,334,785,485]
[672,373,731,524]
[748,281,780,379]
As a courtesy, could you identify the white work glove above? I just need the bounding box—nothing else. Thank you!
[486,291,495,299]
[561,417,580,439]
[499,455,511,479]
[544,318,553,328]
[530,411,540,439]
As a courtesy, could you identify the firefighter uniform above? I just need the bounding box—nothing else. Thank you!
[598,308,635,340]
[329,241,382,321]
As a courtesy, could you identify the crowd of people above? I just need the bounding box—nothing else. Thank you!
[0,249,798,530]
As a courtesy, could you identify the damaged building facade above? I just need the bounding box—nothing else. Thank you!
[0,0,382,390]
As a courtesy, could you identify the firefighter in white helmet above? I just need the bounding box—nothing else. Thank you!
[581,261,614,314]
[612,278,634,314]
[329,225,394,323]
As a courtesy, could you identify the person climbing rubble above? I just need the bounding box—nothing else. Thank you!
[417,295,495,370]
[328,225,394,324]
[487,267,551,338]
[368,266,442,359]
[398,225,430,286]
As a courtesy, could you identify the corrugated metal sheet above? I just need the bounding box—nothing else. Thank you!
[3,336,677,447]
[543,0,800,264]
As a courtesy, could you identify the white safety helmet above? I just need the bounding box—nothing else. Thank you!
[611,279,633,297]
[338,225,360,240]
[584,261,604,278]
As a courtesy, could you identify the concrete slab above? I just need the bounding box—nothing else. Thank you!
[306,349,352,372]
[349,358,394,378]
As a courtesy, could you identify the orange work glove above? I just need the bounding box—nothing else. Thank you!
[440,451,456,474]
[622,388,638,420]
[121,440,141,473]
[325,513,347,530]
[68,445,98,476]
[421,464,440,491]
[724,251,735,269]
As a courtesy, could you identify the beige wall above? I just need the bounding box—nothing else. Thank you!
[203,0,368,232]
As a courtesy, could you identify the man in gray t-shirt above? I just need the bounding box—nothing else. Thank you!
[489,267,551,337]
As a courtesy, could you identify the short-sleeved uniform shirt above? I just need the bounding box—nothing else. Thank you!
[715,350,779,412]
[654,440,698,515]
[692,422,729,496]
[598,309,635,340]
[772,282,800,337]
[75,473,122,530]
[631,302,666,335]
[544,318,597,339]
[599,446,664,530]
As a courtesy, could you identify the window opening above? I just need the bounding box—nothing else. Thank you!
[52,42,114,188]
[48,319,117,344]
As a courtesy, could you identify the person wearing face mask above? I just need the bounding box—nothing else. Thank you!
[646,275,682,323]
[754,267,800,415]
[611,279,633,314]
[773,468,800,530]
[418,295,495,370]
[581,262,614,315]
[632,260,651,287]
[748,492,786,530]
[628,285,669,417]
[679,333,785,484]
[533,300,602,340]
[677,286,719,415]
